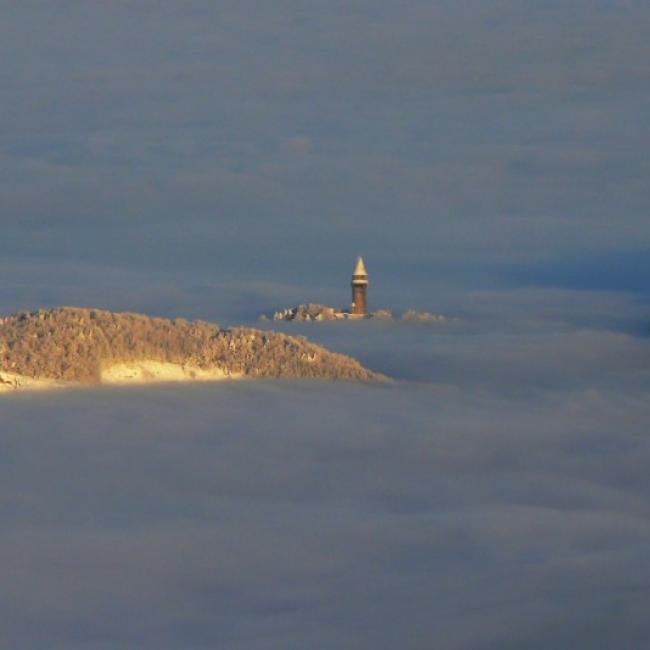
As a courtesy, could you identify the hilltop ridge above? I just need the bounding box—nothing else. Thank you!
[0,307,384,392]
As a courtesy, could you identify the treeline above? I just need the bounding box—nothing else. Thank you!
[0,308,383,383]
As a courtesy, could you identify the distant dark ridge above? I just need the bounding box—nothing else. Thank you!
[0,307,385,383]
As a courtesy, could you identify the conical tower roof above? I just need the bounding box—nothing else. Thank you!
[353,256,368,276]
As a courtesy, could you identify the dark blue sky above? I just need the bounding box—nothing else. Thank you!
[1,0,648,318]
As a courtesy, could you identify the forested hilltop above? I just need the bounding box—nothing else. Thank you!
[0,308,383,384]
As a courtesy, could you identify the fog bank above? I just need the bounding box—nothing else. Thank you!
[2,306,650,648]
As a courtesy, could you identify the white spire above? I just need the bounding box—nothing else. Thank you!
[353,256,367,276]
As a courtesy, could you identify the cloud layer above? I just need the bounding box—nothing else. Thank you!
[2,296,650,648]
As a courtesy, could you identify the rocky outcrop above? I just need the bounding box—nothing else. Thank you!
[263,304,446,324]
[270,304,339,321]
[400,310,447,323]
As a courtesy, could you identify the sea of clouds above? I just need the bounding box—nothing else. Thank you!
[2,289,650,649]
[1,0,649,646]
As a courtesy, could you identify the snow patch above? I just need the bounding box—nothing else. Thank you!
[0,371,69,393]
[1,362,242,394]
[100,361,242,385]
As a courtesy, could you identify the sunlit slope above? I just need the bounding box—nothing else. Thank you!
[0,307,384,389]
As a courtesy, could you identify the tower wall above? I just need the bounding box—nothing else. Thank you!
[351,284,367,315]
[350,256,369,316]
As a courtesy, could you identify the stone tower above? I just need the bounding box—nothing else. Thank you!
[351,256,369,316]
